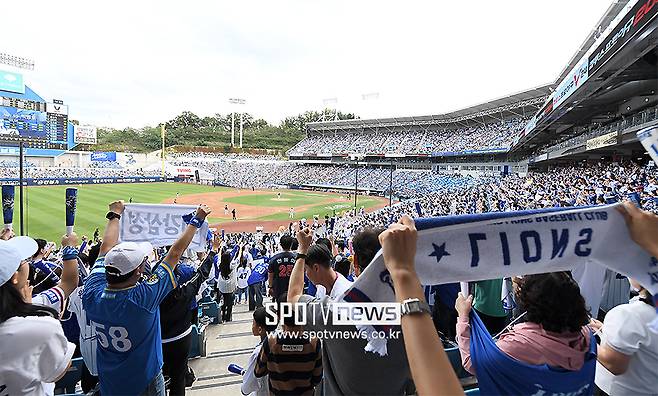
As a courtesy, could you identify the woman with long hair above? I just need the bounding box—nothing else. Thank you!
[0,235,77,395]
[216,244,242,322]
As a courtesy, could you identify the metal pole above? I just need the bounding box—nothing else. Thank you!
[161,124,166,180]
[354,160,358,216]
[389,159,393,207]
[231,112,235,147]
[239,112,243,148]
[19,141,24,235]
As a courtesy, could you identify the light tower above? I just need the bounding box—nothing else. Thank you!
[228,98,246,148]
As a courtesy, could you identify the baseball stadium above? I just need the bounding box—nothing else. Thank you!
[0,1,657,395]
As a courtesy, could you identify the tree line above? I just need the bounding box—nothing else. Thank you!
[91,109,357,153]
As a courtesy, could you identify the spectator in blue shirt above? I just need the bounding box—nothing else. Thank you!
[82,200,211,395]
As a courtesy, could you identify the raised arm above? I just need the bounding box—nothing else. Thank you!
[379,215,462,396]
[58,233,80,297]
[618,201,658,257]
[99,200,125,256]
[164,205,211,270]
[288,228,312,303]
[232,243,244,270]
[177,234,221,298]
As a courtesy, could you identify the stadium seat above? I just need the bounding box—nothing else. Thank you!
[199,293,213,305]
[200,301,220,324]
[188,324,208,358]
[54,357,84,394]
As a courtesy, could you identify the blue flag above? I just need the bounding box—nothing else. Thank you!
[470,310,596,396]
[65,188,77,235]
[2,185,15,229]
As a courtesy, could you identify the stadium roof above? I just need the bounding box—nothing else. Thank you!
[553,0,633,85]
[306,84,553,131]
[0,85,45,103]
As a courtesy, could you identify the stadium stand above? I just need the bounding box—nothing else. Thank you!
[2,1,658,394]
[287,117,528,156]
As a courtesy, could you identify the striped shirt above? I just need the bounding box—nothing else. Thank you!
[255,333,322,396]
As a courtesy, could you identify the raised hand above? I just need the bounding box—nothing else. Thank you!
[109,200,125,215]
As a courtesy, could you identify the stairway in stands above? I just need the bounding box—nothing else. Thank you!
[188,302,256,395]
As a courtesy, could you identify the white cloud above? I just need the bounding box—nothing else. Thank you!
[3,0,612,128]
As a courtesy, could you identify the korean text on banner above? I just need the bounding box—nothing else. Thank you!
[119,204,209,251]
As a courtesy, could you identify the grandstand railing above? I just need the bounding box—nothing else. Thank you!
[539,105,658,155]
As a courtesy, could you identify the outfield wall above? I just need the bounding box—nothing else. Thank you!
[0,176,166,186]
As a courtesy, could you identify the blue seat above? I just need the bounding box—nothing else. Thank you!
[198,291,213,305]
[464,388,480,396]
[445,347,469,379]
[188,324,208,358]
[55,357,84,394]
[188,325,201,358]
[200,301,220,324]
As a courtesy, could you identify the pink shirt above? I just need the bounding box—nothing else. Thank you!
[457,315,591,375]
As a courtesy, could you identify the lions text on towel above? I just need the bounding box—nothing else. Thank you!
[119,203,209,251]
[341,204,658,355]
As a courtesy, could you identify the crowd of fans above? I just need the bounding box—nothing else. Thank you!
[0,167,161,179]
[168,152,279,161]
[345,161,658,233]
[0,127,657,394]
[287,117,527,156]
[1,192,656,395]
[87,161,123,169]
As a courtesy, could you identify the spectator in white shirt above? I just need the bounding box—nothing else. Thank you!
[241,307,274,396]
[303,244,352,300]
[592,278,658,396]
[236,260,251,304]
[0,235,76,396]
[216,248,240,322]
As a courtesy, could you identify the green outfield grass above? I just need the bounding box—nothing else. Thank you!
[248,194,383,222]
[13,183,385,242]
[15,183,228,242]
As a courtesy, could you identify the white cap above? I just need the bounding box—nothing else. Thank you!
[0,236,39,286]
[105,242,154,277]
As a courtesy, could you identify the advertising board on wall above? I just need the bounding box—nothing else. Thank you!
[91,151,117,161]
[74,125,97,144]
[586,131,618,151]
[588,0,658,76]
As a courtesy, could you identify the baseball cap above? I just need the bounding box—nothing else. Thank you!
[105,242,154,277]
[0,236,39,286]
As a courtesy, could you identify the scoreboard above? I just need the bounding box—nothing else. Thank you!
[46,101,69,142]
[0,96,68,149]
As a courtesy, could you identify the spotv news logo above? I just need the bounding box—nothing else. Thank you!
[265,302,401,326]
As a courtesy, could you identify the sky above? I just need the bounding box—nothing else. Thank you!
[3,0,614,129]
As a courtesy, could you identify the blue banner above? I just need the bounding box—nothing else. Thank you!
[0,176,164,187]
[2,185,15,226]
[65,188,78,227]
[90,151,117,161]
